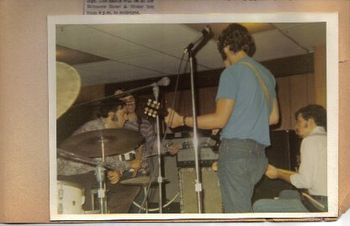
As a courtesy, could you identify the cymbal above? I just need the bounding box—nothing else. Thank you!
[56,62,81,119]
[59,128,144,158]
[121,176,168,186]
[57,148,113,170]
[57,148,97,165]
[120,176,152,186]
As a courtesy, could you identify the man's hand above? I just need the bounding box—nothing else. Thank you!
[211,161,218,172]
[212,129,220,136]
[167,143,181,155]
[265,164,279,179]
[107,170,122,184]
[128,159,141,177]
[129,158,141,169]
[129,147,142,173]
[165,108,183,128]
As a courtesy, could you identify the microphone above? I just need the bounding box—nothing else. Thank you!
[185,26,213,54]
[153,77,170,99]
[198,26,212,41]
[156,77,170,87]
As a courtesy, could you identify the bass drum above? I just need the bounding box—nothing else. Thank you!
[57,180,85,214]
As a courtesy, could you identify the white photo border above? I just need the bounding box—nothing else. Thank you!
[48,13,338,221]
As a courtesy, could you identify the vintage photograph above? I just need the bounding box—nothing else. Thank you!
[49,14,338,220]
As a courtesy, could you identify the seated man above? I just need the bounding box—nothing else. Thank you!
[253,104,327,212]
[57,100,143,213]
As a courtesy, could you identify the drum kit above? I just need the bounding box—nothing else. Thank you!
[57,128,144,214]
[56,62,159,214]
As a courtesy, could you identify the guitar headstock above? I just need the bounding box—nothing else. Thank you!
[144,98,161,119]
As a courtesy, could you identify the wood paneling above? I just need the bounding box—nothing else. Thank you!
[105,53,314,93]
[57,84,106,144]
[314,45,327,107]
[163,72,318,131]
[289,74,313,121]
[276,77,292,129]
[104,52,323,131]
[263,53,314,78]
[75,84,106,104]
[198,87,218,115]
[164,89,193,117]
[276,73,315,130]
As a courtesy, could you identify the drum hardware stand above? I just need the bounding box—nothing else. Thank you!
[95,136,108,214]
[152,84,164,213]
[142,185,150,213]
[95,163,107,213]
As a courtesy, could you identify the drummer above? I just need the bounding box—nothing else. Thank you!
[58,100,142,177]
[57,100,143,212]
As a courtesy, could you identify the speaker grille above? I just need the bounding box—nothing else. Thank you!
[178,167,223,213]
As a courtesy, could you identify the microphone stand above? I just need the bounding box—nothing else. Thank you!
[184,46,203,213]
[152,84,164,213]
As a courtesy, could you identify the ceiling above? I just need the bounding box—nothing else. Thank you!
[56,22,326,87]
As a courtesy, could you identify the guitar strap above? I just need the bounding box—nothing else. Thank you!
[239,61,272,112]
[214,61,273,141]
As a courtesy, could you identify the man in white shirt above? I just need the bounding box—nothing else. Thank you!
[253,104,327,212]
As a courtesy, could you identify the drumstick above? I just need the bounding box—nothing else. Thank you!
[301,192,326,209]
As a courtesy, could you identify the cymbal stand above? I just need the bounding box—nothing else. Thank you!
[95,136,107,214]
[142,185,149,213]
[153,84,164,213]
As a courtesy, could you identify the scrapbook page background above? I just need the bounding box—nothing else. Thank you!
[0,0,349,223]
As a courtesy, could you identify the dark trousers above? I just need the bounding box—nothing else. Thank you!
[217,138,268,213]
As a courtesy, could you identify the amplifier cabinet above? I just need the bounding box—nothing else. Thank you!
[164,137,219,167]
[252,130,301,202]
[178,167,223,213]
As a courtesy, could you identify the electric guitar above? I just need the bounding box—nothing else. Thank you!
[143,98,221,152]
[143,98,162,119]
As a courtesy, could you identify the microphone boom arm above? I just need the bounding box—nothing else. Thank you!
[184,26,212,55]
[73,77,170,107]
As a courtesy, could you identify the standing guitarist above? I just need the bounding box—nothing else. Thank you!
[165,23,279,213]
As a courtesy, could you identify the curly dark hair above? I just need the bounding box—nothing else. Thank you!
[295,104,327,130]
[97,99,124,118]
[217,23,256,60]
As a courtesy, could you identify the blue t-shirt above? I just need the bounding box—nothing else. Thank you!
[216,56,276,146]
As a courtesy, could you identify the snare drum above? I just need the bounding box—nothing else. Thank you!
[57,180,85,214]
